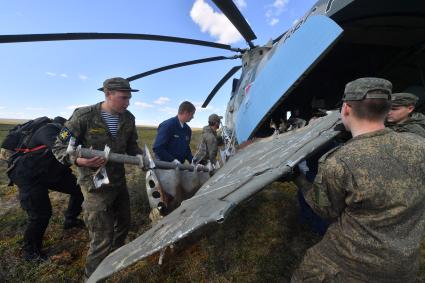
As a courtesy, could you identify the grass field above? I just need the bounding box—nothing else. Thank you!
[0,123,424,282]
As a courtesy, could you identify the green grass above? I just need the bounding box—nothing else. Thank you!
[0,124,424,282]
[0,123,15,146]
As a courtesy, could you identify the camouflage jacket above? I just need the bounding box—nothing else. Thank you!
[52,102,142,188]
[305,128,425,282]
[193,125,219,165]
[386,112,425,138]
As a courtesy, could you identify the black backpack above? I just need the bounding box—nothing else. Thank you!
[1,116,52,153]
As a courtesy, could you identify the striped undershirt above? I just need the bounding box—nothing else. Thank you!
[101,111,119,137]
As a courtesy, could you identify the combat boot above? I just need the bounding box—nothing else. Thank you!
[63,218,85,230]
[23,249,48,262]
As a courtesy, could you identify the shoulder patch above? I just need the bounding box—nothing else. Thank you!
[58,127,73,143]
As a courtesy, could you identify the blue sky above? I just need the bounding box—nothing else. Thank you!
[0,0,316,127]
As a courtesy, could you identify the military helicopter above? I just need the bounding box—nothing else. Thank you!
[2,0,424,150]
[2,0,425,281]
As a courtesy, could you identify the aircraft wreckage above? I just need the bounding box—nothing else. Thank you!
[77,111,343,282]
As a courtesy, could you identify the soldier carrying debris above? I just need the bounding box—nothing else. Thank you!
[193,113,223,168]
[153,101,196,165]
[52,77,144,279]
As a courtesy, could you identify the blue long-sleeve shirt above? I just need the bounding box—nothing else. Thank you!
[153,116,193,163]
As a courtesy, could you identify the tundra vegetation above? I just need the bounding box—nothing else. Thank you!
[0,122,424,282]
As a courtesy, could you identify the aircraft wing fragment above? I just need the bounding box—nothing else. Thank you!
[88,111,342,283]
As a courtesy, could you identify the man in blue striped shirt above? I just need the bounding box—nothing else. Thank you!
[53,77,143,278]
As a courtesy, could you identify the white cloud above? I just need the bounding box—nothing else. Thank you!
[192,101,219,112]
[190,0,243,44]
[60,73,68,78]
[153,96,170,105]
[273,0,288,9]
[135,101,154,109]
[78,74,88,81]
[159,107,177,115]
[235,0,247,9]
[197,107,212,112]
[265,0,289,26]
[46,72,56,76]
[66,104,89,110]
[59,111,71,117]
[0,106,5,110]
[269,18,279,26]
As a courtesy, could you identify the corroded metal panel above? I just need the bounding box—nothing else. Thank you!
[146,168,211,212]
[88,111,342,283]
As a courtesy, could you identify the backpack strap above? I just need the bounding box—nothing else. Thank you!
[15,144,48,153]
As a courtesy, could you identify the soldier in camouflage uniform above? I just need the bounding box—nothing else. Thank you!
[386,92,425,137]
[52,77,143,278]
[193,113,223,166]
[292,78,425,282]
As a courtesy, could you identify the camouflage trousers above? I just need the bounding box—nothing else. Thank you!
[291,246,362,283]
[80,182,131,277]
[291,240,417,283]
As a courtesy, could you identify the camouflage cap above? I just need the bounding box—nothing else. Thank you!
[98,77,139,92]
[208,114,223,123]
[391,92,418,106]
[343,77,392,101]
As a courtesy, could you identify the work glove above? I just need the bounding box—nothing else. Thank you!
[93,166,109,189]
[172,159,181,166]
[205,160,214,172]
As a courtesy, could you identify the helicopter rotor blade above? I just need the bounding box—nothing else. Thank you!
[211,0,257,46]
[0,33,242,52]
[273,31,288,44]
[202,65,242,108]
[127,56,240,82]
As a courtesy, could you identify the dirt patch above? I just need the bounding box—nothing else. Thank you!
[0,194,19,216]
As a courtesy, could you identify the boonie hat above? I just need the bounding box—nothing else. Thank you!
[343,77,392,101]
[208,114,223,123]
[391,92,418,106]
[98,77,139,92]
